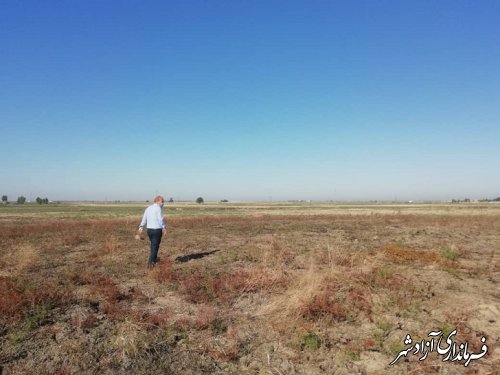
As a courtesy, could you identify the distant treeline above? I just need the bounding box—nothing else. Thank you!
[452,197,500,203]
[479,197,500,202]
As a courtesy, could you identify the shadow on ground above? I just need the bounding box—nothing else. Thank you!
[175,249,219,263]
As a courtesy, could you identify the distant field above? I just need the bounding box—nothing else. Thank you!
[1,202,499,374]
[1,201,500,219]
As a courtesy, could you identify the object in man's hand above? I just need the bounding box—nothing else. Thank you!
[135,234,141,240]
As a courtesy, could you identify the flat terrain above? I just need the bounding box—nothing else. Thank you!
[1,202,499,374]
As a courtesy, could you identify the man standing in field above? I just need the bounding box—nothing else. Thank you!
[138,196,167,268]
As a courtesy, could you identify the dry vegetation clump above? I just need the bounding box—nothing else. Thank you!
[0,276,72,324]
[299,276,351,322]
[0,276,27,322]
[151,258,177,283]
[384,243,446,264]
[178,269,251,304]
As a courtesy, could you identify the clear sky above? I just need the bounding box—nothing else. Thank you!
[1,1,499,202]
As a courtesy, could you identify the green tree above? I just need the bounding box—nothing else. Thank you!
[43,198,49,204]
[2,195,7,203]
[36,197,43,204]
[17,196,26,204]
[196,197,204,204]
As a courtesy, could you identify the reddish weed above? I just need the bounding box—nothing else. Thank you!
[0,276,71,323]
[363,338,377,349]
[70,272,94,286]
[181,274,214,303]
[146,310,173,328]
[0,276,26,321]
[179,268,262,304]
[384,244,457,268]
[194,304,216,330]
[89,276,122,302]
[300,275,372,322]
[299,280,348,322]
[152,259,177,283]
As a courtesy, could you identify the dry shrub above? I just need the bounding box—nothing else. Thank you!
[299,276,372,322]
[0,276,26,321]
[206,266,283,302]
[243,265,288,292]
[255,235,294,267]
[152,259,177,283]
[270,235,294,264]
[28,279,72,308]
[101,301,123,318]
[0,223,26,240]
[70,272,94,286]
[181,274,215,303]
[316,244,359,269]
[384,273,406,289]
[89,276,122,301]
[384,244,456,268]
[258,264,324,320]
[180,269,252,304]
[300,289,348,322]
[114,320,148,360]
[85,275,128,319]
[145,310,173,328]
[0,276,72,323]
[259,260,374,324]
[333,253,357,267]
[225,269,249,291]
[181,273,224,303]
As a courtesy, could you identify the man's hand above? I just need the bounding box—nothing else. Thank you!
[135,228,144,240]
[162,228,167,236]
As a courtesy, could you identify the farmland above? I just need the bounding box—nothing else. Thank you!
[1,202,499,374]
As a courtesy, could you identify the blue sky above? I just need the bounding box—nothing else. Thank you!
[1,1,499,201]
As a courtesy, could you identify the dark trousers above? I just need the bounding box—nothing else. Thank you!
[147,229,163,265]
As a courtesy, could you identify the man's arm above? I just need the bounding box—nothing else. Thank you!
[156,206,166,229]
[138,208,148,231]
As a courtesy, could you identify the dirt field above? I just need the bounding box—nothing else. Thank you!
[1,202,499,374]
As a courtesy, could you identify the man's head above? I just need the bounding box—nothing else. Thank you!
[154,196,165,206]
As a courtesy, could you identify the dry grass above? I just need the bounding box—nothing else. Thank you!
[1,205,499,374]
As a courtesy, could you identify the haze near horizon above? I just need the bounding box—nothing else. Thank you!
[1,1,499,202]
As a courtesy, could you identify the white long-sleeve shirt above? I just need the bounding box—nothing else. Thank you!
[139,203,166,230]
